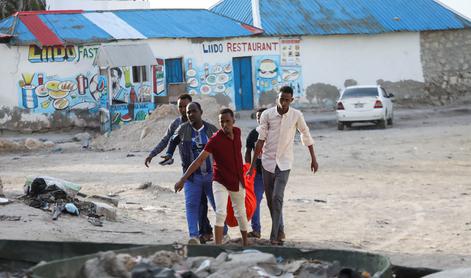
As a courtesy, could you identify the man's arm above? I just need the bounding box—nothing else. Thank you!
[296,113,318,173]
[174,150,210,192]
[244,147,252,164]
[245,130,256,164]
[145,118,179,167]
[247,111,268,175]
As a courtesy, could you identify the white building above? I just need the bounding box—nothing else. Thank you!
[46,0,150,11]
[0,0,470,132]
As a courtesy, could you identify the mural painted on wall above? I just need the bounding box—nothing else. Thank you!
[28,45,99,63]
[110,66,152,103]
[18,72,107,114]
[109,66,154,128]
[254,55,304,105]
[110,102,154,129]
[280,39,301,67]
[153,58,166,96]
[185,59,234,98]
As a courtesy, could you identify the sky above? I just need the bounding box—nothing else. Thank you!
[149,0,471,19]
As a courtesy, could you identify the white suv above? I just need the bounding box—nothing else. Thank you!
[336,85,394,130]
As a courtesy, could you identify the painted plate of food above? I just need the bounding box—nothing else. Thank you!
[53,98,69,110]
[224,64,232,73]
[35,85,49,97]
[45,80,60,91]
[282,69,300,81]
[216,74,229,84]
[200,85,211,95]
[49,90,69,99]
[187,78,199,88]
[58,81,77,92]
[186,69,197,77]
[212,65,223,74]
[205,74,217,85]
[214,84,226,93]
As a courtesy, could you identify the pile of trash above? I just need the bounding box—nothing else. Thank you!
[81,249,374,278]
[92,96,223,152]
[21,176,118,226]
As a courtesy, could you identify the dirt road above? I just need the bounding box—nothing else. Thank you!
[1,106,470,269]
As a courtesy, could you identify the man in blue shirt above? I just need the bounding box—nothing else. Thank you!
[145,95,213,243]
[168,102,218,244]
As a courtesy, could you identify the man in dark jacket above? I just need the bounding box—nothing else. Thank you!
[168,102,218,244]
[145,95,213,243]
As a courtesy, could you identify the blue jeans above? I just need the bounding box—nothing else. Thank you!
[250,173,264,233]
[199,193,212,236]
[184,174,216,238]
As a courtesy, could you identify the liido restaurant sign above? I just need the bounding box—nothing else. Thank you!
[202,41,279,54]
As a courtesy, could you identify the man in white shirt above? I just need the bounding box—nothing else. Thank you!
[248,86,319,245]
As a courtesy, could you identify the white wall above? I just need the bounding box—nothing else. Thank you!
[47,0,150,11]
[0,44,21,107]
[300,32,424,89]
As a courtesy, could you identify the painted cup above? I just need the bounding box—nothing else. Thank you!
[21,85,38,109]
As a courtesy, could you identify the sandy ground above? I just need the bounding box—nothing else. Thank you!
[1,106,471,270]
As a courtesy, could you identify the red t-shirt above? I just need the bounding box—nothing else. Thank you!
[204,127,245,192]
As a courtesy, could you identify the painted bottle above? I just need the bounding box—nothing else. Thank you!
[124,67,132,88]
[204,63,209,78]
[38,73,44,85]
[128,86,136,121]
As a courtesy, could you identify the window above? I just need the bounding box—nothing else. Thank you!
[342,88,379,99]
[132,66,148,83]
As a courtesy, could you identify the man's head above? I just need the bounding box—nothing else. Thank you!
[219,108,235,134]
[186,102,203,124]
[255,108,266,124]
[277,86,294,113]
[177,94,192,118]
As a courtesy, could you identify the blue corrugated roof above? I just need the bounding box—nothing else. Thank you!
[0,9,260,45]
[39,13,113,44]
[211,0,253,26]
[114,9,256,38]
[211,0,471,35]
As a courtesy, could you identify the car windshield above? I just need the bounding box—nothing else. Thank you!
[342,88,378,99]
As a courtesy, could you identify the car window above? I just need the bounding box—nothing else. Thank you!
[342,88,379,99]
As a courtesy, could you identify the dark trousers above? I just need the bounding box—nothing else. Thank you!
[263,166,290,241]
[199,193,212,236]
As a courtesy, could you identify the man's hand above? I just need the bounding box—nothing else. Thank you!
[174,179,185,193]
[246,165,255,177]
[311,159,319,173]
[144,156,153,168]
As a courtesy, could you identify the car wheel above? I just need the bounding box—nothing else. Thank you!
[377,118,386,129]
[337,122,345,130]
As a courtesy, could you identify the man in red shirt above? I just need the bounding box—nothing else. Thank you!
[175,108,249,246]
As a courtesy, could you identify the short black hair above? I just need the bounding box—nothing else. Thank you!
[219,108,234,118]
[256,108,267,114]
[189,101,202,112]
[178,93,192,102]
[279,86,294,96]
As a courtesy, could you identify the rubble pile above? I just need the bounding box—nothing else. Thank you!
[21,176,117,225]
[0,138,55,153]
[92,97,222,152]
[80,249,374,278]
